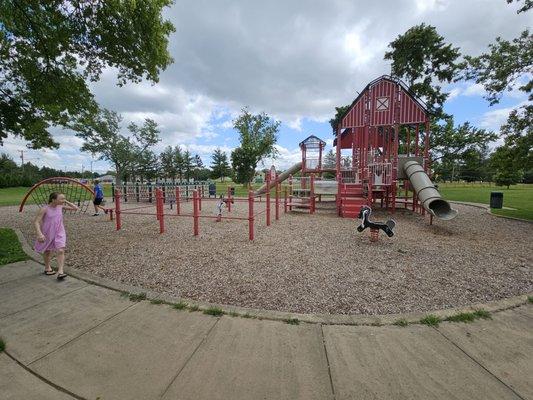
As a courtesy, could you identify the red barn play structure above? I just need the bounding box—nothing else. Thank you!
[257,75,457,221]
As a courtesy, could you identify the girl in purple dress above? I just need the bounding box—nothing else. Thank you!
[34,192,78,280]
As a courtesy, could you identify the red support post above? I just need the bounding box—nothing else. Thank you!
[157,189,165,234]
[156,188,161,221]
[284,186,288,213]
[199,192,202,212]
[266,173,271,226]
[175,187,181,215]
[193,189,199,236]
[288,174,293,211]
[275,183,280,220]
[115,189,121,230]
[310,173,315,214]
[248,190,254,241]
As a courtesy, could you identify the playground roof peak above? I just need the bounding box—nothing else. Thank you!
[299,135,326,148]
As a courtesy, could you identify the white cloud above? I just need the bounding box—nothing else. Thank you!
[463,83,486,97]
[286,117,303,131]
[263,145,301,170]
[3,0,531,171]
[478,101,528,132]
[447,87,462,100]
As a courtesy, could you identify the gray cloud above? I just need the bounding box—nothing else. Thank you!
[3,0,530,171]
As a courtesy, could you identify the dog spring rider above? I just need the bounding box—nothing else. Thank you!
[357,206,395,242]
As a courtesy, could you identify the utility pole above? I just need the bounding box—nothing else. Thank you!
[19,150,24,169]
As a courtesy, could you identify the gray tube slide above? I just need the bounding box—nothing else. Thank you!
[404,161,458,220]
[254,162,302,196]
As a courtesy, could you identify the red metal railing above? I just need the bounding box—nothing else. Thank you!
[113,173,283,241]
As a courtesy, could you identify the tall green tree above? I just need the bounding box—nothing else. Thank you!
[430,118,497,163]
[173,145,184,181]
[329,105,350,134]
[182,150,194,181]
[193,154,203,181]
[160,145,178,182]
[490,146,524,188]
[75,109,160,185]
[462,3,532,172]
[211,148,231,181]
[463,30,532,106]
[322,149,336,178]
[231,108,279,184]
[0,0,174,149]
[384,23,461,117]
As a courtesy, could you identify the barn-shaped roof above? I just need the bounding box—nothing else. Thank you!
[299,135,326,148]
[339,75,429,130]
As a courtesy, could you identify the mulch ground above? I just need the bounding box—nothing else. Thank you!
[2,199,531,315]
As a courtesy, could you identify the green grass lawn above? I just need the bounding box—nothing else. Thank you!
[0,186,34,206]
[2,182,532,220]
[0,185,114,207]
[438,183,533,220]
[0,228,29,266]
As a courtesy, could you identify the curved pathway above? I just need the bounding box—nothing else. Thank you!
[1,260,532,400]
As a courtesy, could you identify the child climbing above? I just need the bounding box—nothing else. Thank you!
[215,195,226,222]
[215,194,234,222]
[34,192,79,280]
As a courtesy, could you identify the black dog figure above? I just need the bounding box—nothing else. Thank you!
[356,206,396,237]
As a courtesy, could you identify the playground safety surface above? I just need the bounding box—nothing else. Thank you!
[1,259,532,399]
[1,202,532,315]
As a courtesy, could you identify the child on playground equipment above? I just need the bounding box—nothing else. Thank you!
[92,179,105,216]
[34,192,78,280]
[215,194,234,221]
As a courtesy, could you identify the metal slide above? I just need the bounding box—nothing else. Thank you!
[254,162,302,195]
[403,160,458,220]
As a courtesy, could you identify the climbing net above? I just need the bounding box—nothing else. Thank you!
[19,177,95,214]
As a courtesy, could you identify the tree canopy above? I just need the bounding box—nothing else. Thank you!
[74,109,161,185]
[462,2,532,173]
[211,148,231,181]
[384,23,461,117]
[231,108,279,184]
[0,0,174,149]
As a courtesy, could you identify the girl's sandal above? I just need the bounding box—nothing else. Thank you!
[57,273,67,280]
[44,270,56,275]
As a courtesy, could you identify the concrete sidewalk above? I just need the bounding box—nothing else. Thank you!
[0,260,532,400]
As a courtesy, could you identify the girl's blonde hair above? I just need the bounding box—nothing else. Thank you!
[48,192,61,203]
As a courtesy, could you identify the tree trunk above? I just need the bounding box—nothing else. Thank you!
[115,166,123,187]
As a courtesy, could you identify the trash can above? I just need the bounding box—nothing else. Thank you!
[208,183,216,197]
[490,192,503,209]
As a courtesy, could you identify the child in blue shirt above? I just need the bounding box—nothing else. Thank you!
[92,179,104,216]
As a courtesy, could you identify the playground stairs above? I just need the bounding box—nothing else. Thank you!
[289,188,313,210]
[339,183,367,218]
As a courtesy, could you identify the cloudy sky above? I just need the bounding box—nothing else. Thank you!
[2,0,531,172]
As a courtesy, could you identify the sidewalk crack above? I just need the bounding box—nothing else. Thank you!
[320,324,337,400]
[27,301,137,366]
[160,316,221,398]
[434,327,526,400]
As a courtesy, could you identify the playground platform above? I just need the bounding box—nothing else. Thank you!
[1,259,532,400]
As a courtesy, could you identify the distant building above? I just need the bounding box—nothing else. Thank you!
[98,175,116,183]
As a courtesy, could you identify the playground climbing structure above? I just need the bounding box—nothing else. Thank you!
[259,75,457,221]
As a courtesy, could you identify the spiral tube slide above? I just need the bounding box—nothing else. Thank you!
[403,161,458,220]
